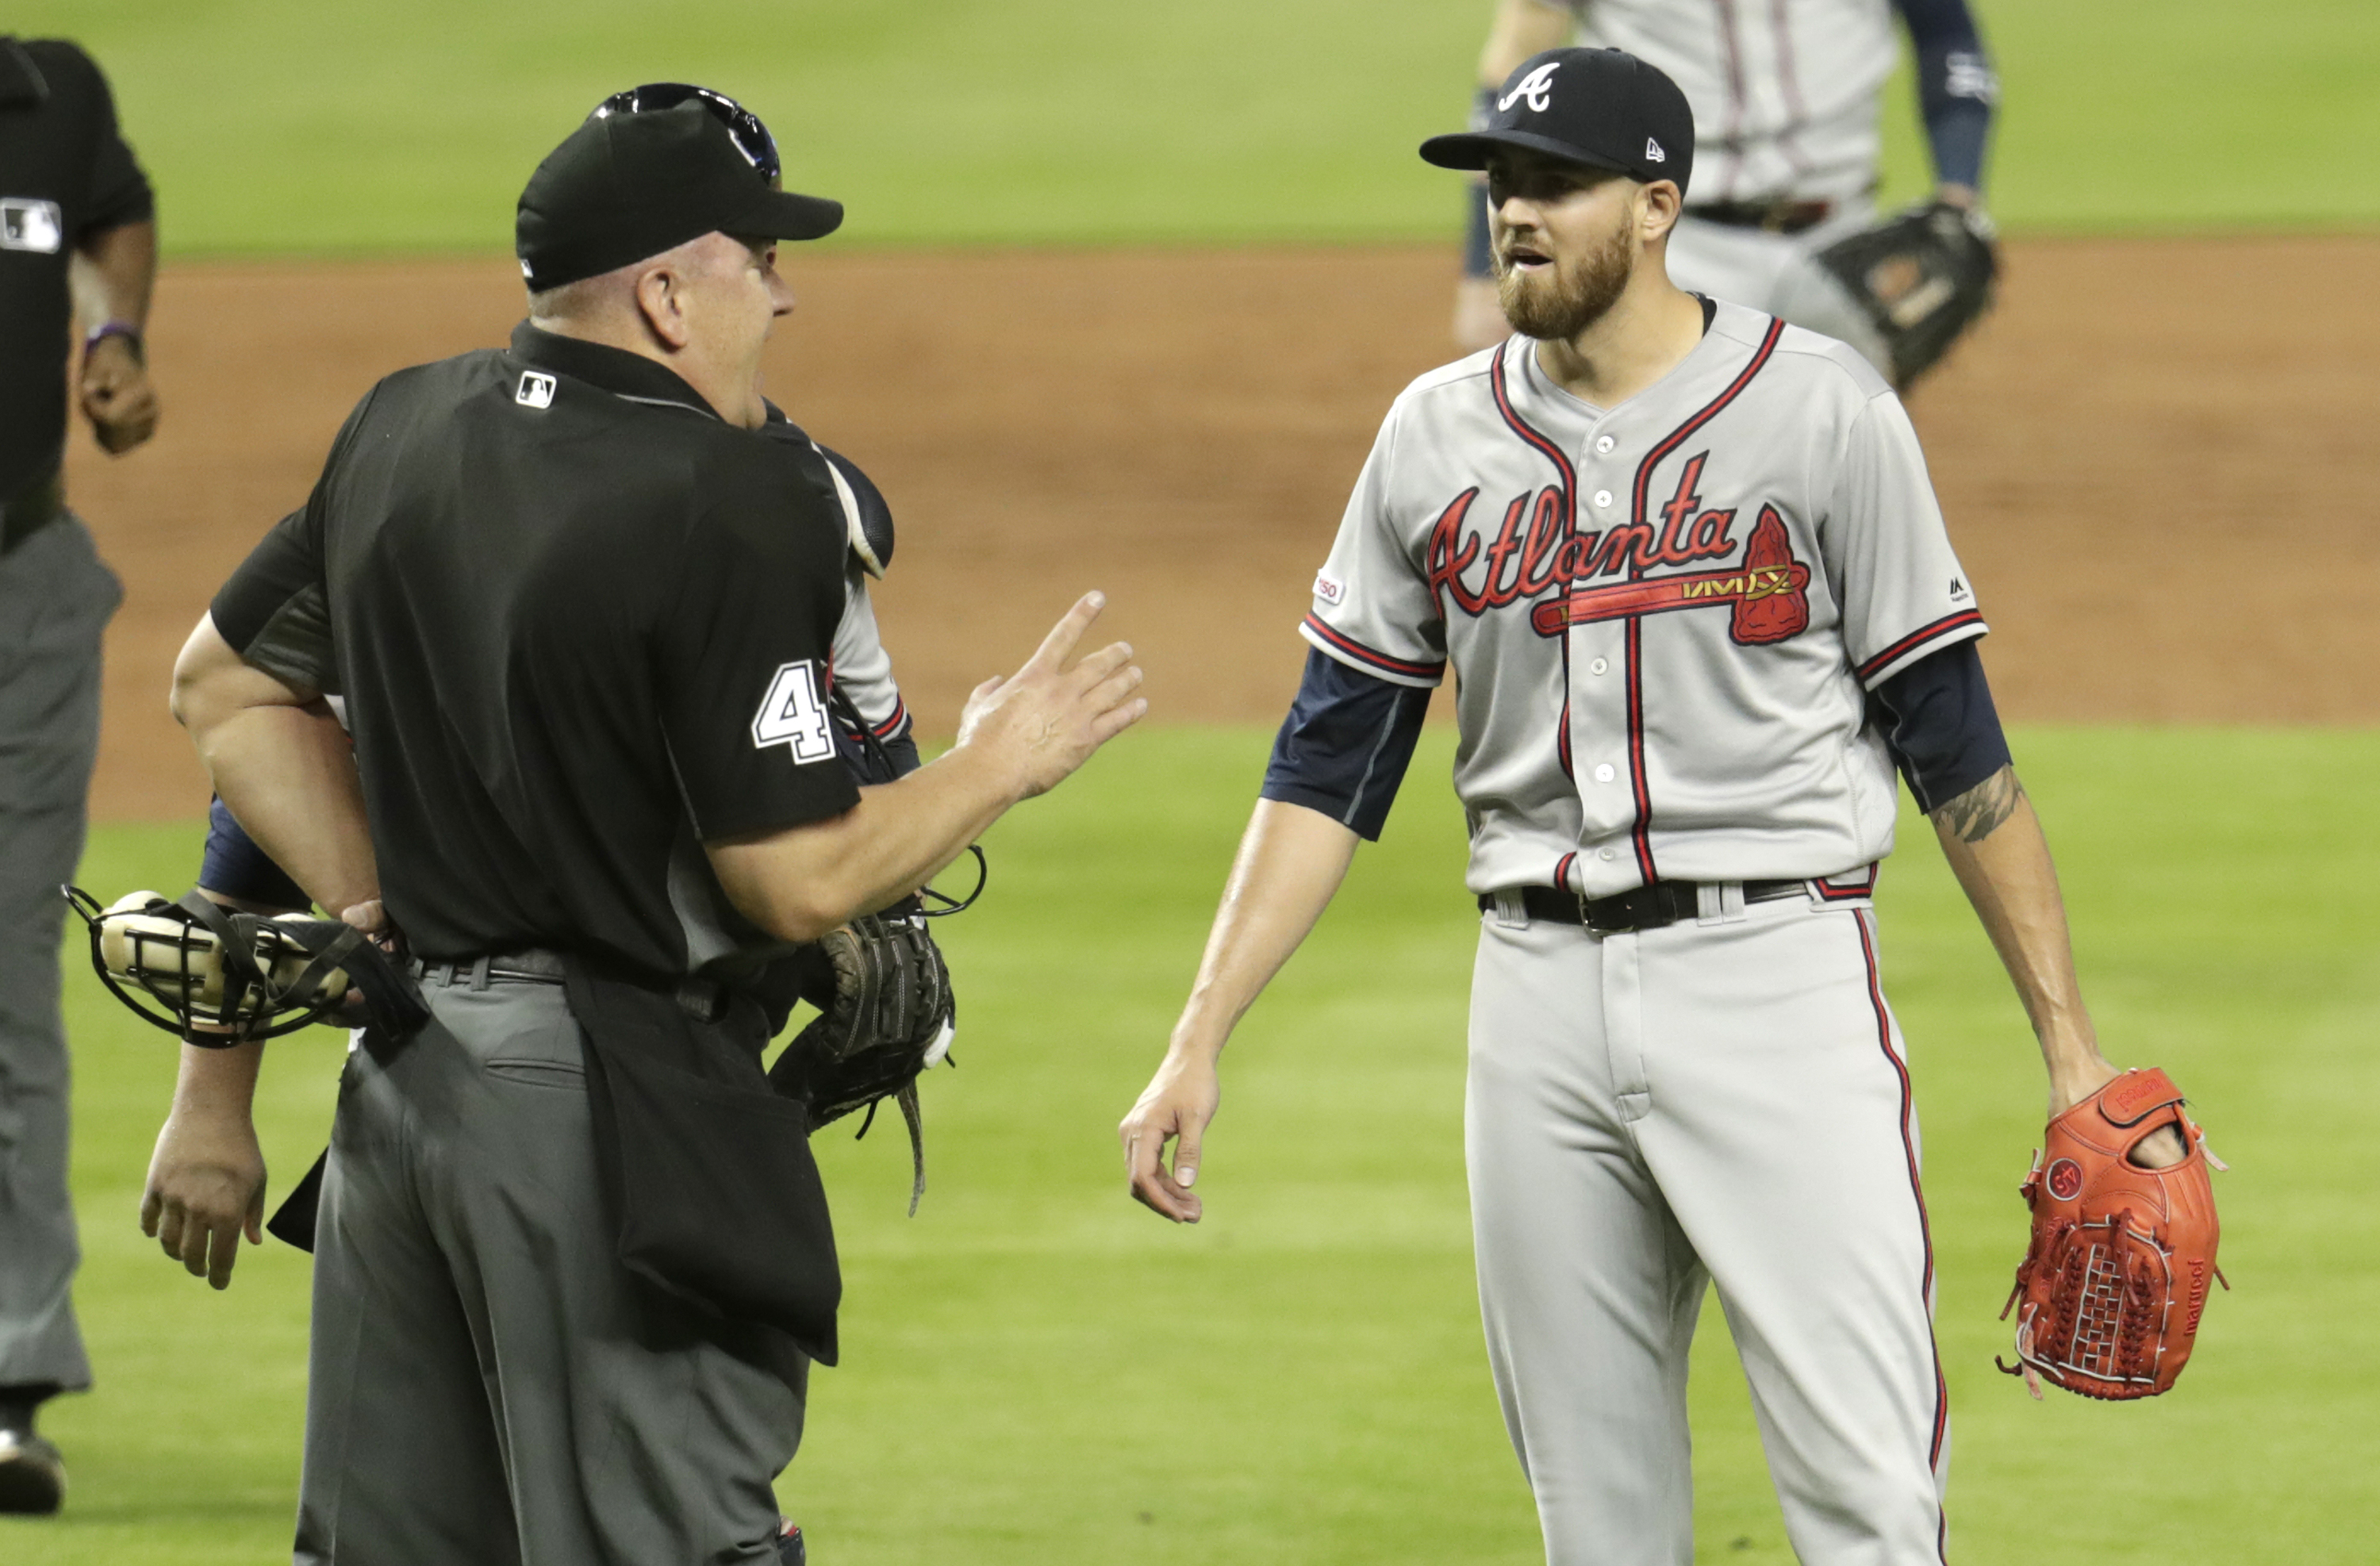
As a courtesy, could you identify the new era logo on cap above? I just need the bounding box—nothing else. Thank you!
[516,371,558,409]
[1645,137,1666,163]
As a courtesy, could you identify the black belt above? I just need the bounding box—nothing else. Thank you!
[1480,880,1809,934]
[408,948,734,1023]
[1,468,64,555]
[1683,198,1835,236]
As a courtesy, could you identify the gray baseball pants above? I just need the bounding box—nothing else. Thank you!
[1667,205,1894,378]
[0,516,118,1402]
[1467,892,1948,1565]
[298,976,805,1566]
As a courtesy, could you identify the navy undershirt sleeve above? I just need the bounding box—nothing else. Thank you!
[1870,638,2011,812]
[1894,0,1998,193]
[1260,649,1433,841]
[196,797,312,911]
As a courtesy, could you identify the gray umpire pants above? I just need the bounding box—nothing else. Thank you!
[0,516,118,1400]
[298,976,805,1566]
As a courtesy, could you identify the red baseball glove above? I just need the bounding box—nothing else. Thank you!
[1999,1068,2227,1399]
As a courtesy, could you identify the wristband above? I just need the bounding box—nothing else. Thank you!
[83,319,144,365]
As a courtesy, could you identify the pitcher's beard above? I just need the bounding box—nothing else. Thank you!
[1497,225,1637,340]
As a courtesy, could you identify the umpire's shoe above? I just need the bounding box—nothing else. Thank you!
[0,1422,66,1515]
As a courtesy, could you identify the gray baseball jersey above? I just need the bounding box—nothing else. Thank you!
[1302,300,1983,899]
[1553,0,1899,203]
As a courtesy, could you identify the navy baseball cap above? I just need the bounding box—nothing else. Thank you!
[516,92,843,292]
[1421,48,1695,197]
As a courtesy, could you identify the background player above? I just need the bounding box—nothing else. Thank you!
[0,32,158,1516]
[1122,48,2178,1563]
[1452,0,1999,379]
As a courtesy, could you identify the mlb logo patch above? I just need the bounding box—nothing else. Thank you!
[515,371,558,409]
[0,198,63,254]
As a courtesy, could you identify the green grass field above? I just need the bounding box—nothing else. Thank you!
[9,726,2374,1564]
[9,0,2378,254]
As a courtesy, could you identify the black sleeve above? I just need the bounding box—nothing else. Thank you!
[196,797,311,910]
[1259,648,1432,841]
[1869,638,2010,812]
[1894,0,1998,193]
[210,508,336,693]
[658,452,862,842]
[61,45,154,236]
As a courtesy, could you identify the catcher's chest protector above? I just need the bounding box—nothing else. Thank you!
[2001,1069,2225,1399]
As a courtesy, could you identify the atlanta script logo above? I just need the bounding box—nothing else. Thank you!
[1424,451,1811,646]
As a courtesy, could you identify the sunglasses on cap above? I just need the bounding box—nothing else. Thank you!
[591,83,781,184]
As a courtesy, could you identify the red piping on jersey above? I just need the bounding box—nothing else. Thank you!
[1770,0,1816,180]
[1487,342,1581,794]
[1301,612,1445,681]
[1856,908,1952,1530]
[1855,610,1986,682]
[1714,0,1749,202]
[1622,315,1788,885]
[1553,850,1577,895]
[871,697,910,739]
[1812,862,1880,903]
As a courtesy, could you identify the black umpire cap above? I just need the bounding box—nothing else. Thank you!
[1421,48,1695,198]
[516,86,843,292]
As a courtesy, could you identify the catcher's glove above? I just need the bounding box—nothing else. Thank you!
[63,885,425,1045]
[1999,1068,2227,1400]
[768,911,957,1215]
[1812,200,1998,390]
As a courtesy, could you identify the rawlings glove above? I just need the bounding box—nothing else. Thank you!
[1812,200,1999,390]
[1999,1068,2227,1399]
[768,911,957,1215]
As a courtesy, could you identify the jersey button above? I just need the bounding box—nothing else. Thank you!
[1594,436,1615,455]
[1598,848,1616,861]
[1588,658,1608,676]
[1592,763,1616,783]
[1592,489,1614,508]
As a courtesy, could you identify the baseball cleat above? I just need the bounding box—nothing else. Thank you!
[0,1427,66,1515]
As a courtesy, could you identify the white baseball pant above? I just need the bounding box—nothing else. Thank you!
[1667,207,1894,379]
[1466,889,1949,1565]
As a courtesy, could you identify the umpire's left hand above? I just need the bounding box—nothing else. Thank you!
[79,332,159,454]
[141,1042,269,1289]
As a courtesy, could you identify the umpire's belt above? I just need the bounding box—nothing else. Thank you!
[1480,880,1807,933]
[1683,198,1834,235]
[409,949,731,1023]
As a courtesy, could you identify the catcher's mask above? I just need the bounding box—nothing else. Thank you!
[63,886,355,1045]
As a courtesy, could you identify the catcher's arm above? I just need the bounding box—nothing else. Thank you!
[1929,766,2185,1167]
[1120,800,1357,1222]
[148,614,381,1289]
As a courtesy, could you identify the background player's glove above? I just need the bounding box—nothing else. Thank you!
[1998,1068,2226,1400]
[769,911,957,1215]
[1812,200,1999,390]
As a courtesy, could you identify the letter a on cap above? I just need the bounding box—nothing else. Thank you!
[1645,137,1666,163]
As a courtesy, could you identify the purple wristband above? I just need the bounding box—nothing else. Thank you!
[83,319,144,364]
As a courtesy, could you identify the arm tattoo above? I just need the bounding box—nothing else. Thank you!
[1933,764,2025,845]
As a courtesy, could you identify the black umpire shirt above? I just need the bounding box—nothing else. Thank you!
[0,36,153,509]
[210,323,860,976]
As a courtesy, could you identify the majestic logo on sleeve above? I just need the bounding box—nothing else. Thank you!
[1426,450,1812,647]
[1499,62,1560,113]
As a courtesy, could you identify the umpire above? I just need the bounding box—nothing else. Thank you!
[151,90,1144,1564]
[0,33,159,1514]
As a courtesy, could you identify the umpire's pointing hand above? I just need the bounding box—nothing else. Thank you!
[954,592,1146,800]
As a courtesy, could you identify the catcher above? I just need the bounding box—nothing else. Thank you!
[1453,0,2003,389]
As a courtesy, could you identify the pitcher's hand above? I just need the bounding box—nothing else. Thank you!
[141,1105,266,1289]
[956,592,1146,800]
[1121,1052,1219,1223]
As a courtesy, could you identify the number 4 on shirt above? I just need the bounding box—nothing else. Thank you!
[750,660,837,764]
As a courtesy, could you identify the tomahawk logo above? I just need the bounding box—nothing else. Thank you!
[515,371,557,410]
[1645,137,1667,164]
[1499,62,1560,113]
[751,660,837,763]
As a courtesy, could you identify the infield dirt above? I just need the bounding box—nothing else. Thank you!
[63,235,2380,820]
